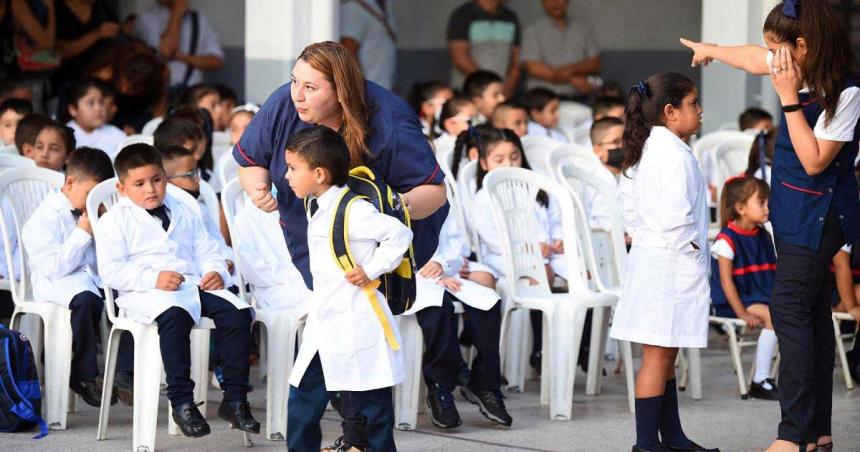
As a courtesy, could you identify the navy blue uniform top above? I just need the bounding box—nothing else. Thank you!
[233,80,448,289]
[709,222,777,308]
[769,78,860,250]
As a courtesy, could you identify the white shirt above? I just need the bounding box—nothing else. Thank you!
[135,5,224,87]
[341,0,397,90]
[0,198,21,279]
[527,121,569,144]
[289,185,412,391]
[97,194,248,324]
[22,190,100,308]
[67,121,127,161]
[233,203,311,316]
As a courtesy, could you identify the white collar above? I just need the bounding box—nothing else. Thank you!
[650,126,691,153]
[311,185,348,214]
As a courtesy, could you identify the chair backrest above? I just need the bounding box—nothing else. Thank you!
[545,144,601,183]
[521,135,563,178]
[713,133,755,189]
[115,134,154,156]
[197,180,220,229]
[87,178,122,322]
[220,177,250,302]
[0,168,65,304]
[0,153,36,170]
[482,167,594,297]
[457,160,480,255]
[557,100,592,130]
[558,163,627,290]
[216,152,240,191]
[140,116,163,136]
[211,131,232,163]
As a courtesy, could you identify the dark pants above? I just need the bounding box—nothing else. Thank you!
[286,354,396,452]
[415,293,502,391]
[154,291,252,407]
[770,209,845,443]
[68,291,103,382]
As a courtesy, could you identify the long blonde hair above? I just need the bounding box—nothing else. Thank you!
[298,42,370,167]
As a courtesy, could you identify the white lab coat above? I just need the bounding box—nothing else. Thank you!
[610,126,710,348]
[233,203,311,317]
[67,121,127,161]
[196,196,233,264]
[289,186,412,392]
[22,190,100,308]
[472,187,568,280]
[96,194,250,325]
[404,212,499,315]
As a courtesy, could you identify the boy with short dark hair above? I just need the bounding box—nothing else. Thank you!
[285,125,412,452]
[738,107,774,132]
[492,101,528,137]
[97,143,258,438]
[463,70,506,123]
[22,147,118,407]
[0,98,34,146]
[525,87,567,142]
[593,95,625,121]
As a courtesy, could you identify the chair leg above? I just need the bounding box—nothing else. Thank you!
[548,305,583,421]
[503,309,528,393]
[394,315,422,431]
[687,348,702,400]
[264,316,297,440]
[833,316,854,390]
[97,328,122,440]
[132,330,163,452]
[726,327,748,398]
[44,310,72,430]
[620,340,635,413]
[540,312,551,406]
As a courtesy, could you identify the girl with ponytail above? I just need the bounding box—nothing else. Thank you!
[609,73,717,452]
[683,2,860,449]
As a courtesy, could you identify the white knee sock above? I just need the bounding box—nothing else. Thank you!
[753,328,778,383]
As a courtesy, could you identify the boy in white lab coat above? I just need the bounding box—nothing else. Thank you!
[283,126,412,452]
[22,147,121,407]
[97,143,259,438]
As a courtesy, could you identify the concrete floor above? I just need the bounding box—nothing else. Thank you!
[1,340,858,452]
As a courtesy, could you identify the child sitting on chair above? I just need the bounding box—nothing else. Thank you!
[97,143,258,438]
[709,175,779,400]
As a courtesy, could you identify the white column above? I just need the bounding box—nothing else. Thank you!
[244,0,339,104]
[700,0,780,133]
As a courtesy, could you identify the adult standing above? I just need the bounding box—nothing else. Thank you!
[446,0,520,97]
[53,0,118,92]
[134,0,224,94]
[682,1,860,451]
[340,0,397,90]
[521,0,601,99]
[233,41,447,451]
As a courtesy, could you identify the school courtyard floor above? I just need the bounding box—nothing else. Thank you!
[3,337,859,452]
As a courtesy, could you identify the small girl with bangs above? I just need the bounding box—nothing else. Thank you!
[710,176,779,401]
[63,78,127,160]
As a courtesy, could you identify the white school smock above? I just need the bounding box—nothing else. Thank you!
[195,196,233,264]
[610,126,710,348]
[527,121,569,144]
[289,186,412,392]
[96,194,250,324]
[233,203,311,317]
[67,121,127,161]
[22,190,100,308]
[404,211,499,315]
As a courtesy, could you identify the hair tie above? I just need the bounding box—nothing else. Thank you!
[632,81,649,97]
[783,0,799,19]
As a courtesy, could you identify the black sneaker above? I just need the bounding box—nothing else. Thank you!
[172,401,211,438]
[529,351,542,375]
[113,371,134,406]
[748,379,779,400]
[460,385,512,427]
[70,379,116,407]
[426,383,460,429]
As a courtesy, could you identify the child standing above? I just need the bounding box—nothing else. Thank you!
[63,78,127,160]
[284,126,412,451]
[22,147,121,407]
[710,176,779,400]
[608,73,718,452]
[526,87,568,143]
[97,143,258,438]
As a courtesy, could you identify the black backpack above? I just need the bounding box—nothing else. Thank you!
[0,323,47,438]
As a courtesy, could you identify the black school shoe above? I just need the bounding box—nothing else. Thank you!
[460,385,512,427]
[113,371,134,406]
[172,401,211,437]
[632,444,671,452]
[748,379,779,401]
[324,436,366,452]
[661,442,720,452]
[218,400,260,434]
[70,378,116,407]
[426,383,461,429]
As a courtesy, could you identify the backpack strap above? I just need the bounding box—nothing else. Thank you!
[330,189,401,350]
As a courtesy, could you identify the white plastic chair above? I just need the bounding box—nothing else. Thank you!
[833,312,858,390]
[115,134,154,156]
[0,167,78,430]
[393,314,423,430]
[484,167,618,420]
[545,144,603,184]
[520,135,563,179]
[221,177,301,441]
[557,163,635,412]
[90,179,245,450]
[216,152,240,193]
[557,101,592,130]
[713,133,755,187]
[211,131,233,164]
[141,116,163,136]
[705,316,769,398]
[0,153,36,170]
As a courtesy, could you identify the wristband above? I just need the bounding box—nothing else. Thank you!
[781,103,803,113]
